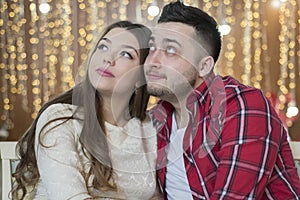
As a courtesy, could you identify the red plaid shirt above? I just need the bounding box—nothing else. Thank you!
[151,73,300,199]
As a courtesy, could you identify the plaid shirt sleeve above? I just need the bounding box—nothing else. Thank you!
[209,86,300,199]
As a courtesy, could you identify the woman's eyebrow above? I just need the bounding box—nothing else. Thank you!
[99,38,139,55]
[101,37,111,43]
[121,45,139,56]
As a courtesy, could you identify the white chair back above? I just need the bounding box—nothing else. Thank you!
[289,141,300,178]
[0,141,18,200]
[290,141,300,160]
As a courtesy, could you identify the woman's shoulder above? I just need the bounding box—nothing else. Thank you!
[39,103,77,120]
[35,103,83,141]
[36,103,81,131]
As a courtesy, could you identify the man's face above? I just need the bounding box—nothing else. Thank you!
[144,22,202,101]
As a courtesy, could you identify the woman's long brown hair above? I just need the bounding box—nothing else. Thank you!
[11,21,151,199]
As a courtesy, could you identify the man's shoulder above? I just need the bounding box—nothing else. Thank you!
[220,75,262,95]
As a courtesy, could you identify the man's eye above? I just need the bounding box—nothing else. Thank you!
[120,51,133,59]
[166,46,176,54]
[98,44,108,51]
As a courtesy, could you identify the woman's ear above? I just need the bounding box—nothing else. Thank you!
[197,56,214,77]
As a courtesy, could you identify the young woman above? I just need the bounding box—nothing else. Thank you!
[12,21,158,200]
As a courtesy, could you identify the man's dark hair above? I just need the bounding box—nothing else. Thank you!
[158,1,222,62]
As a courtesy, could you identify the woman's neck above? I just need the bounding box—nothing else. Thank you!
[101,93,132,127]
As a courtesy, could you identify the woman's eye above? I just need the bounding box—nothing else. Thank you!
[98,44,108,51]
[120,51,133,59]
[166,46,176,55]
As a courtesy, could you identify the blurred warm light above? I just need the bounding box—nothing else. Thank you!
[219,24,231,36]
[271,0,280,8]
[39,2,50,14]
[271,0,287,8]
[287,106,299,118]
[287,101,299,118]
[147,5,160,17]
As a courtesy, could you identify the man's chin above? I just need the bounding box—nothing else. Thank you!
[147,85,174,100]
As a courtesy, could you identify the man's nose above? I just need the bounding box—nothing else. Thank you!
[147,49,163,67]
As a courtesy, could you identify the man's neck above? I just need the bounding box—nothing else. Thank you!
[172,101,189,129]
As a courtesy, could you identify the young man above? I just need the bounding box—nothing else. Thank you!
[144,1,300,199]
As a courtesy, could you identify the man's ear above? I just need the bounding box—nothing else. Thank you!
[197,56,214,77]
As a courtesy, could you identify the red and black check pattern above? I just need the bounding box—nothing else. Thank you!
[151,73,300,200]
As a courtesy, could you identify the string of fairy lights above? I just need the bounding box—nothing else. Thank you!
[277,0,299,127]
[0,0,299,138]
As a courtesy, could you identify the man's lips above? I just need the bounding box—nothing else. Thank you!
[146,71,166,80]
[96,68,115,77]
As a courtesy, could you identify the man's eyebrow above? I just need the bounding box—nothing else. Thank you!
[149,36,182,47]
[163,38,182,47]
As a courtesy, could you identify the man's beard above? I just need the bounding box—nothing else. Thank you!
[147,77,196,102]
[147,84,174,100]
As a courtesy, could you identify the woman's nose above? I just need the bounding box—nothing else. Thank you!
[104,55,115,66]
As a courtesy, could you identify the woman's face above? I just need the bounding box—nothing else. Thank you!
[89,28,142,95]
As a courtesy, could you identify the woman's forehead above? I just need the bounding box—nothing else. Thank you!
[104,28,139,47]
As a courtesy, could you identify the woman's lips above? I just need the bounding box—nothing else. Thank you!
[96,68,115,77]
